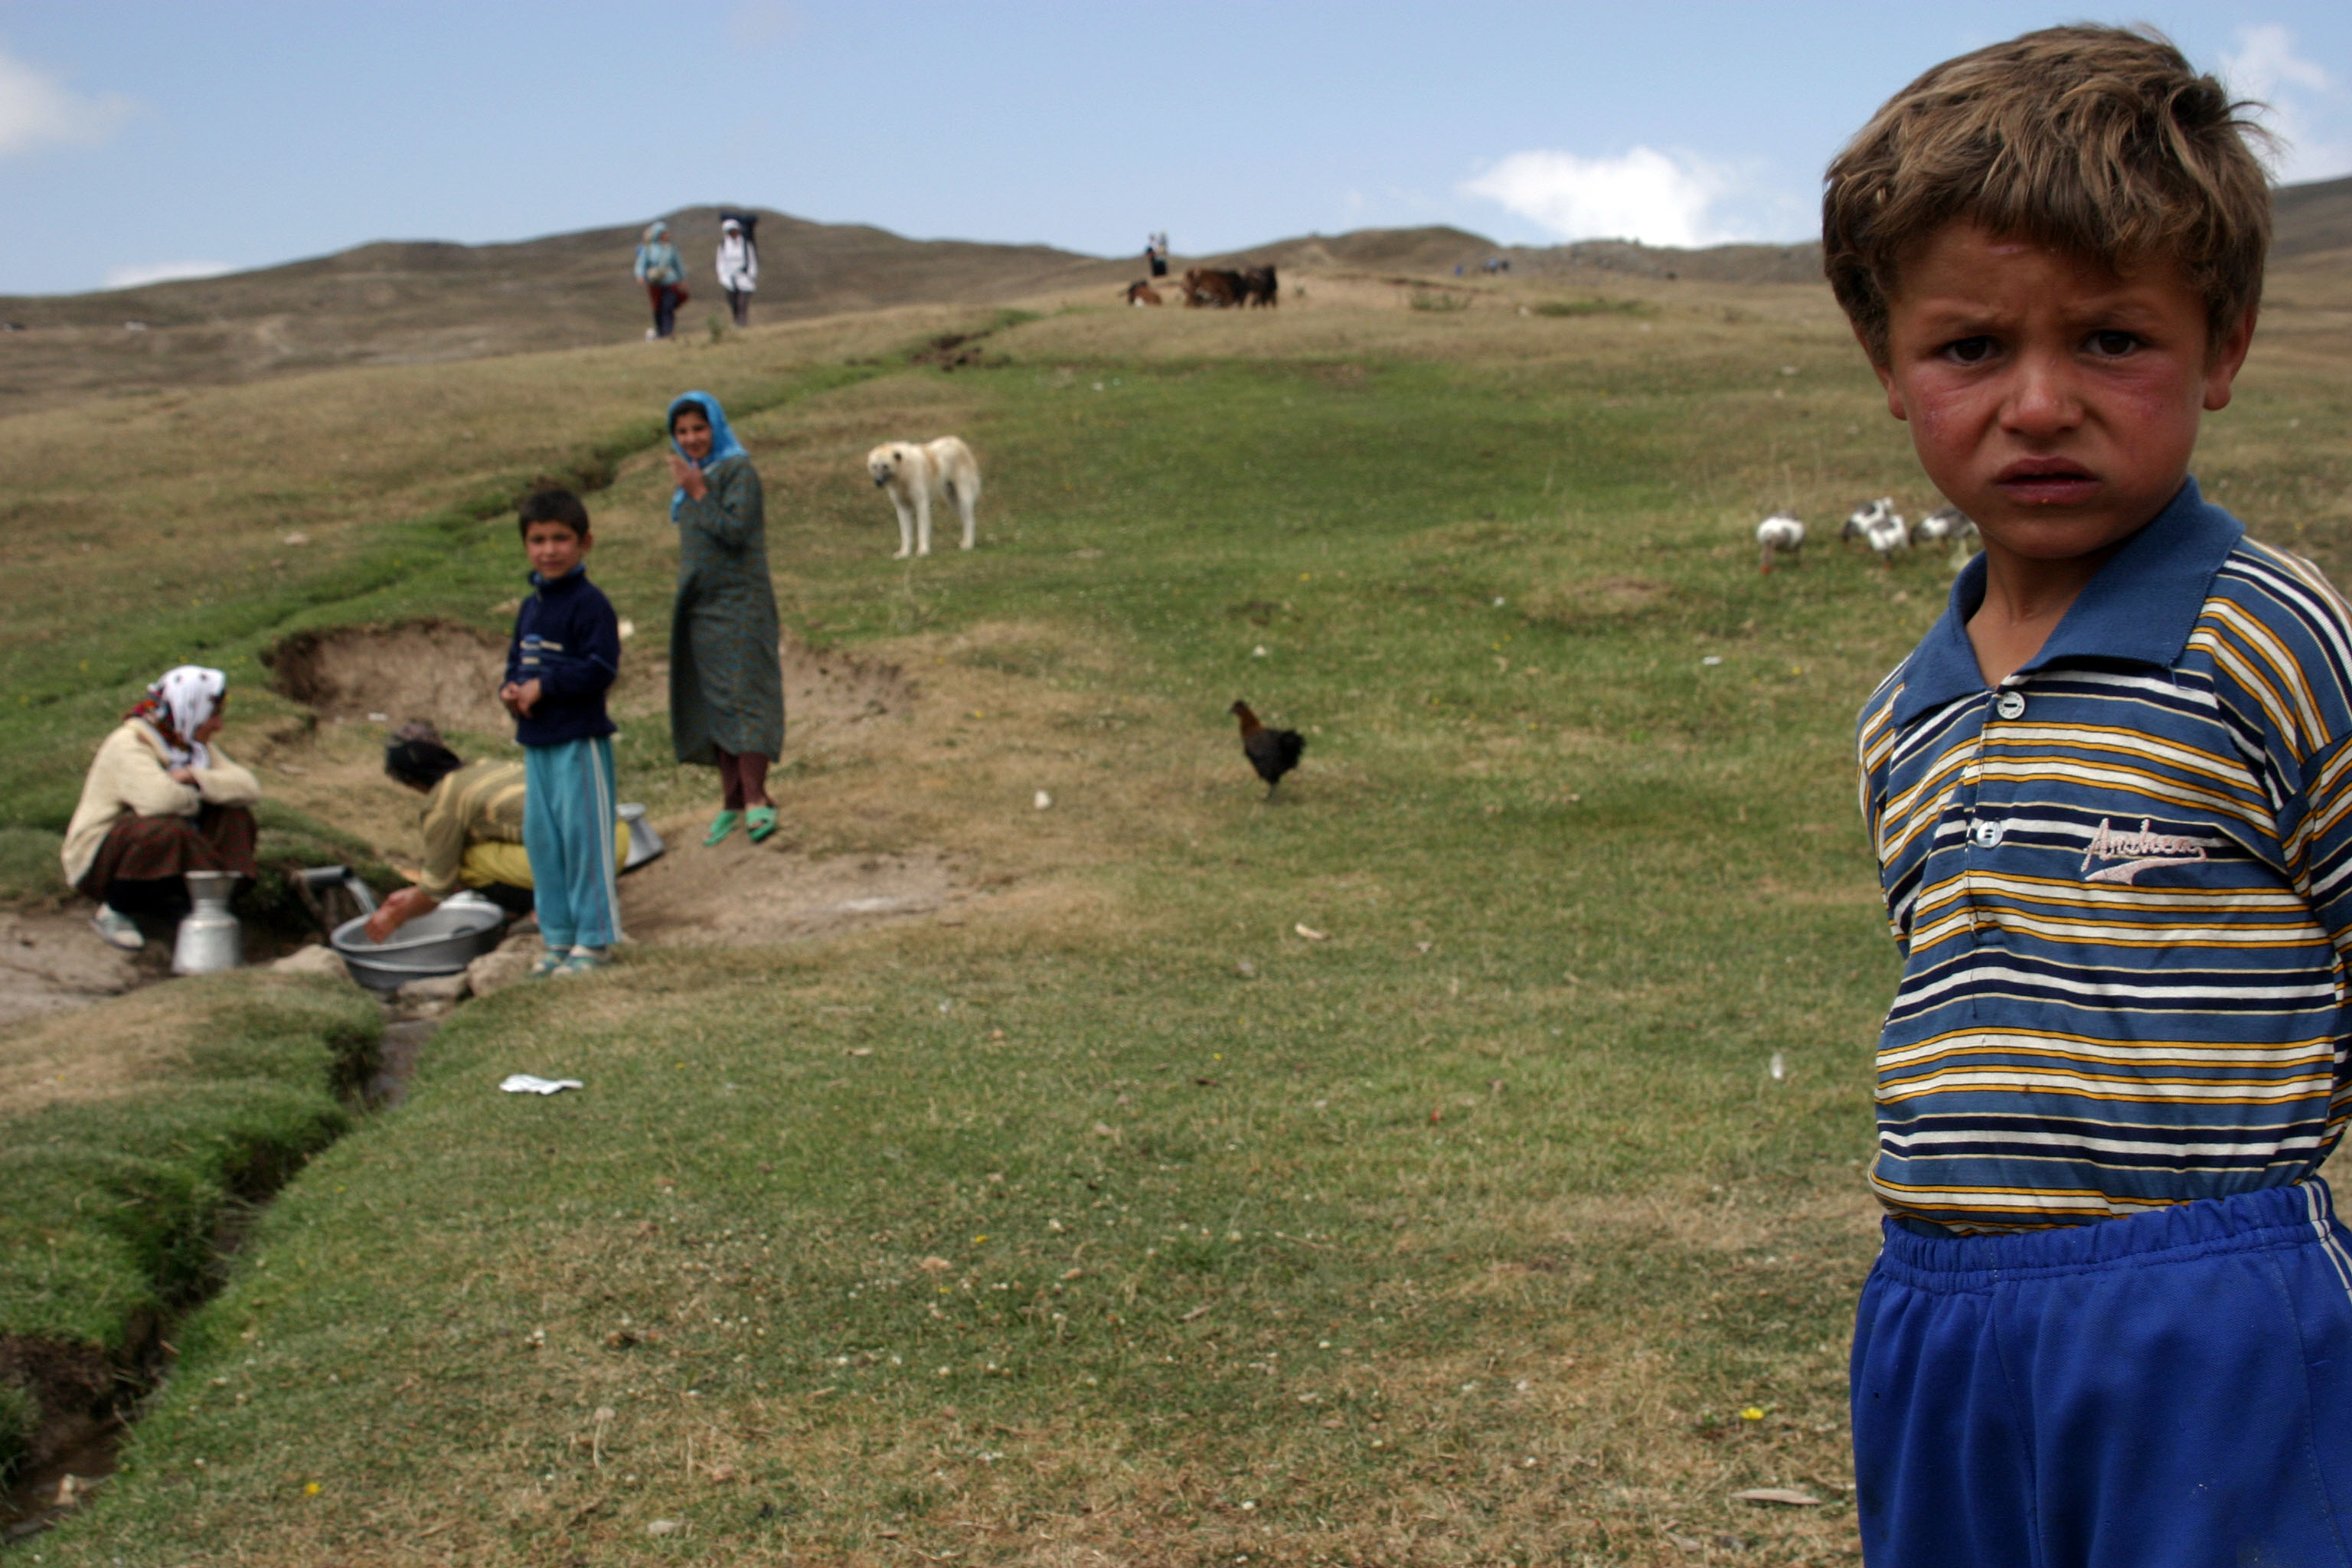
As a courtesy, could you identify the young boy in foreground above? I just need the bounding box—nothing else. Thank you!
[501,489,624,976]
[1834,27,2352,1563]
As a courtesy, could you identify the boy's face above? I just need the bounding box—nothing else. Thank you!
[1871,224,2255,568]
[524,519,588,580]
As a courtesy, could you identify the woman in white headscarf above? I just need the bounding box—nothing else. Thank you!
[62,665,262,951]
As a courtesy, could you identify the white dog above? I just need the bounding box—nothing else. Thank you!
[865,437,982,557]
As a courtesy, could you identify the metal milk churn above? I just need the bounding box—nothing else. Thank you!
[172,870,244,975]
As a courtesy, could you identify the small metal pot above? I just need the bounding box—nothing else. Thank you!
[619,803,664,871]
[172,870,243,975]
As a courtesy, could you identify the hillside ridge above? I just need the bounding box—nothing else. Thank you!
[2,176,2341,414]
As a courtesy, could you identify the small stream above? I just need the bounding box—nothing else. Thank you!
[0,997,439,1543]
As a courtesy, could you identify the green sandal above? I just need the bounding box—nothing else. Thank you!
[746,806,779,844]
[703,810,743,846]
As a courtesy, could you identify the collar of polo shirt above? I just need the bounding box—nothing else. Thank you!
[1890,476,2246,726]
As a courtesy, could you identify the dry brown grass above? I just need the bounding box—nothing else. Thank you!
[0,985,204,1115]
[0,971,341,1116]
[0,300,985,695]
[234,609,1230,959]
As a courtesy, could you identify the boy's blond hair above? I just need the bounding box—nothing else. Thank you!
[1824,24,2272,362]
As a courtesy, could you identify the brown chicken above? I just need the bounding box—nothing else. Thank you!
[1230,701,1305,799]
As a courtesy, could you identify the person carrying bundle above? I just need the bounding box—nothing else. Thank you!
[717,213,758,328]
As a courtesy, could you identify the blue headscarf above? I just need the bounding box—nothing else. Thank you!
[634,221,684,285]
[668,390,746,519]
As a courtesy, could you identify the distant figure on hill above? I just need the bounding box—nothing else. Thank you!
[1148,231,1168,278]
[64,665,260,952]
[665,391,786,847]
[717,214,759,328]
[633,220,687,341]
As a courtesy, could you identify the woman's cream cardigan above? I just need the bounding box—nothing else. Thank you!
[61,720,260,888]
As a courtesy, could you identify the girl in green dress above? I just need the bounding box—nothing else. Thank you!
[666,391,786,844]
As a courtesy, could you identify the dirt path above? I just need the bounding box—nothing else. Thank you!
[0,909,152,1032]
[619,838,965,947]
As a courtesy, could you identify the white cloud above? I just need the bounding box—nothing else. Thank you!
[0,47,136,158]
[104,260,234,290]
[1462,146,1767,247]
[2221,24,2352,184]
[2225,23,2331,98]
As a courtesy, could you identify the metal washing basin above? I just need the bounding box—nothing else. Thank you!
[331,893,507,991]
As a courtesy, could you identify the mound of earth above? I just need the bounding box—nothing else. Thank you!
[262,619,510,736]
[263,620,911,738]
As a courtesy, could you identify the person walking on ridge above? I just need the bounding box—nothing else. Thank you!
[634,220,686,340]
[717,216,757,328]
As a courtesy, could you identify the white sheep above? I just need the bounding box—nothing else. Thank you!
[1756,513,1805,573]
[1842,498,1908,566]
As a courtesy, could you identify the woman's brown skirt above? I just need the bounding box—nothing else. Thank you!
[76,805,259,901]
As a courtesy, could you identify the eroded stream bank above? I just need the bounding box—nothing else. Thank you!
[0,979,435,1545]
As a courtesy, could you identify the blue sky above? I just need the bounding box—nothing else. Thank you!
[2,2,2347,296]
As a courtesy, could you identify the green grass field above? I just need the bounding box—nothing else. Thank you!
[6,260,2350,1564]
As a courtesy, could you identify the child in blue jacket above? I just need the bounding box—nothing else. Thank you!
[500,489,624,975]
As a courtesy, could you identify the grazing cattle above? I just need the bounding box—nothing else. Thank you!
[1842,498,1909,565]
[1125,280,1164,306]
[1756,513,1805,573]
[1239,265,1279,307]
[1182,268,1243,308]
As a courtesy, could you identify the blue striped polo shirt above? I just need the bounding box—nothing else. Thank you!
[1857,479,2352,1232]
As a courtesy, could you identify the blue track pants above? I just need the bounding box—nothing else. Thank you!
[1853,1180,2352,1566]
[521,736,622,951]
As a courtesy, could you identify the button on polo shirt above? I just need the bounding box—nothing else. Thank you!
[1993,691,2026,720]
[1969,819,2001,849]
